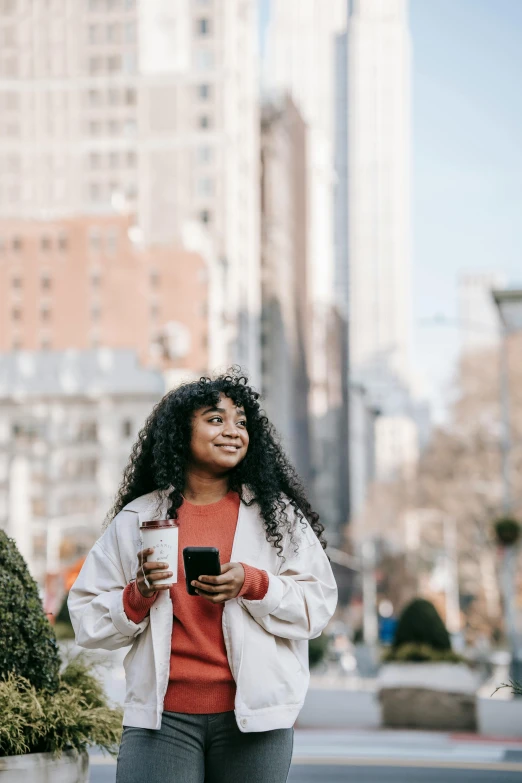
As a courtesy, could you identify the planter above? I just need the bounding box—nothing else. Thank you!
[378,662,479,731]
[0,750,88,783]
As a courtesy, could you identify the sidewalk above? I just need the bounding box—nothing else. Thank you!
[297,672,522,739]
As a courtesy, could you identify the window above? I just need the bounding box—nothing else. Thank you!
[40,336,51,350]
[12,276,22,288]
[41,236,52,251]
[88,227,102,252]
[89,182,102,202]
[198,145,212,164]
[106,228,118,254]
[78,421,98,442]
[12,336,21,350]
[150,270,159,288]
[150,302,158,320]
[198,84,210,100]
[89,120,101,136]
[12,307,21,321]
[124,21,136,43]
[123,52,137,74]
[40,306,51,322]
[91,305,101,321]
[122,419,132,438]
[197,18,210,35]
[88,56,102,75]
[106,23,118,42]
[108,87,119,105]
[123,119,136,136]
[197,177,213,196]
[199,115,210,129]
[41,274,51,290]
[89,152,100,169]
[109,151,119,168]
[58,234,68,251]
[12,236,22,252]
[126,150,136,167]
[195,49,214,70]
[200,209,211,224]
[90,270,101,287]
[88,24,100,44]
[107,55,121,73]
[108,119,120,135]
[124,87,136,105]
[88,88,101,106]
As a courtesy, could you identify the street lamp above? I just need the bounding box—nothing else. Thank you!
[491,287,522,685]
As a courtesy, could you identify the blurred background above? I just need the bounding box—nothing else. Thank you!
[1,0,522,775]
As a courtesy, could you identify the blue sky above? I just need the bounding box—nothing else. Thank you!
[411,0,522,413]
[260,0,522,415]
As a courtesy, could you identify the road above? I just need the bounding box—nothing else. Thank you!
[89,729,522,782]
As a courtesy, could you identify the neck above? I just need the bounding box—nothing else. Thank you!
[183,469,230,505]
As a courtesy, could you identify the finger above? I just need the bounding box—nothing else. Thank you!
[196,590,227,603]
[219,563,236,574]
[138,548,154,564]
[143,561,170,572]
[147,570,174,582]
[192,580,223,594]
[197,573,231,585]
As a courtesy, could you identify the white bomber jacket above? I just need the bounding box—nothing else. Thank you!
[68,489,337,733]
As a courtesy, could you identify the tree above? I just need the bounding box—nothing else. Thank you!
[0,531,60,692]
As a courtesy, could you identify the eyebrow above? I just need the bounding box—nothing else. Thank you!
[201,406,247,417]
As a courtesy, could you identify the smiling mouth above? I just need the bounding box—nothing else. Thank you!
[216,445,240,452]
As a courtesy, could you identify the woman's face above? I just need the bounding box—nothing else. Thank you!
[189,394,249,475]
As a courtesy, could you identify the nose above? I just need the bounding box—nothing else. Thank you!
[222,421,240,438]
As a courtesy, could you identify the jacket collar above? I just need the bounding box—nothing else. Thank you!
[124,485,256,519]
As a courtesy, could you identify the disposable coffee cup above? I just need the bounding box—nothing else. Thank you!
[139,520,179,585]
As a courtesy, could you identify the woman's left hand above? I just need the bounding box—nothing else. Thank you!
[192,562,245,604]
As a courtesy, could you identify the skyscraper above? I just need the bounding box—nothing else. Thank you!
[345,0,412,389]
[265,0,349,537]
[459,271,505,357]
[340,0,416,511]
[0,0,260,377]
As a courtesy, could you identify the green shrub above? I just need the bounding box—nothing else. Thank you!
[54,593,75,640]
[0,531,60,691]
[0,657,122,758]
[392,598,451,652]
[383,643,466,664]
[309,634,329,668]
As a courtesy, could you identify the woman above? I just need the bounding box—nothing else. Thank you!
[69,370,337,783]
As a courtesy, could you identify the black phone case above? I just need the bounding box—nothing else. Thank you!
[183,547,221,596]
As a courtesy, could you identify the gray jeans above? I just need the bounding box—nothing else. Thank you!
[116,711,294,783]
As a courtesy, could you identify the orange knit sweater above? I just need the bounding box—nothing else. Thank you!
[123,491,268,714]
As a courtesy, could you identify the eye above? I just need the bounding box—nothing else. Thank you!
[238,420,247,428]
[208,416,223,424]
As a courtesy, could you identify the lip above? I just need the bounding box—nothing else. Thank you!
[215,444,241,452]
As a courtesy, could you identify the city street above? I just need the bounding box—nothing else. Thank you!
[89,730,522,782]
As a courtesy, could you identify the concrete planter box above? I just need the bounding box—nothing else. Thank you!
[0,751,88,783]
[378,662,479,732]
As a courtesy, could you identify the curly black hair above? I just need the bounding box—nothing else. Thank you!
[106,368,326,556]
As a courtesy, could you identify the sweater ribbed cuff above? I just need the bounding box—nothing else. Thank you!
[238,564,269,601]
[123,581,158,624]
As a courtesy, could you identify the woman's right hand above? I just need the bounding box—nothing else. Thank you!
[136,548,173,598]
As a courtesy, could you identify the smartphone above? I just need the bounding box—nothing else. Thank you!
[183,547,221,596]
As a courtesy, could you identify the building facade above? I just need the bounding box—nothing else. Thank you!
[0,0,260,377]
[341,0,418,509]
[0,349,164,583]
[0,214,211,378]
[260,96,312,486]
[264,0,349,537]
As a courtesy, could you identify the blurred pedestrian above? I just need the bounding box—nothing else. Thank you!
[68,369,337,783]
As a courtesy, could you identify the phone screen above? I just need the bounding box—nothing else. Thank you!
[183,547,221,596]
